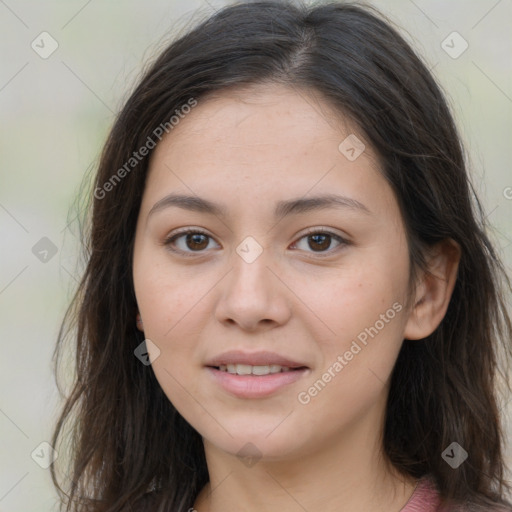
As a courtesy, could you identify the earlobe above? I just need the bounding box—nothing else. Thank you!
[136,312,144,332]
[403,239,461,341]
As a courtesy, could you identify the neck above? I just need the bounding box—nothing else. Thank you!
[193,404,417,512]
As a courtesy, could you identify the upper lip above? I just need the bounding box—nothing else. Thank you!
[205,350,309,368]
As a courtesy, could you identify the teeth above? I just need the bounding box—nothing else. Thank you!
[217,364,294,375]
[236,364,252,375]
[252,365,270,375]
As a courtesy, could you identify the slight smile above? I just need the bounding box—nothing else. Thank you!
[205,350,311,399]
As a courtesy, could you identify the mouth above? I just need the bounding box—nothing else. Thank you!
[205,350,309,370]
[209,364,308,375]
[204,351,310,398]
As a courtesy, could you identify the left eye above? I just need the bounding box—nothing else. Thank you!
[291,230,348,254]
[164,228,348,256]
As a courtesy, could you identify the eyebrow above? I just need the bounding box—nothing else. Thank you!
[147,192,372,220]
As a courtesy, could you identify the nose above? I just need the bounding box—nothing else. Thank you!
[213,246,292,332]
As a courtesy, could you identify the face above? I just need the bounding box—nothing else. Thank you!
[132,84,413,461]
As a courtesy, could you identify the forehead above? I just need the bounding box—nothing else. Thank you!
[143,83,398,222]
[155,83,362,158]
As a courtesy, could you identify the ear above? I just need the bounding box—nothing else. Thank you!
[403,239,461,340]
[136,312,144,332]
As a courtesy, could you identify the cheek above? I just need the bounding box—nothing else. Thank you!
[293,254,409,410]
[133,251,214,379]
[295,298,406,443]
[134,246,206,339]
[133,272,206,416]
[136,271,209,412]
[299,261,407,350]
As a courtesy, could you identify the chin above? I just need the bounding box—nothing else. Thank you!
[197,418,310,462]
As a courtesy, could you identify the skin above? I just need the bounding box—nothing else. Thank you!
[132,83,460,511]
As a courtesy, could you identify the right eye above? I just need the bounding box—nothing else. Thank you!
[163,228,220,257]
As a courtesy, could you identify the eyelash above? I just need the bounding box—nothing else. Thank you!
[163,227,350,258]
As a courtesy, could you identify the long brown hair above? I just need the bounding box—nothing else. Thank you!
[51,2,512,510]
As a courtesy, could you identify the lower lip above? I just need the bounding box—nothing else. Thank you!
[206,367,309,398]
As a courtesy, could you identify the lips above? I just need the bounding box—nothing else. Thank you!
[205,350,310,398]
[217,363,296,375]
[205,350,308,369]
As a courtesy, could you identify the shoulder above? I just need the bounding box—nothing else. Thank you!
[403,476,512,512]
[401,475,441,512]
[447,505,512,512]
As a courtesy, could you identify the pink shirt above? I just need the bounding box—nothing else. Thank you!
[134,476,512,511]
[400,477,512,512]
[400,476,440,512]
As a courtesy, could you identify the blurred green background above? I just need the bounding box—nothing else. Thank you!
[0,0,511,510]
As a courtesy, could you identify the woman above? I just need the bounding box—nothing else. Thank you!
[51,2,512,510]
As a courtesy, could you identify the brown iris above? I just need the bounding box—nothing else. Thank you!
[308,234,331,252]
[186,233,209,251]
